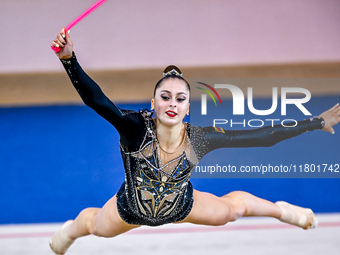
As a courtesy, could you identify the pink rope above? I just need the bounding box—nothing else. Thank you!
[51,0,107,53]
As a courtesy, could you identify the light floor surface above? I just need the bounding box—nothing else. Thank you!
[1,213,339,255]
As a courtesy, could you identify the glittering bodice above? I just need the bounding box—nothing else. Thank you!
[120,115,199,220]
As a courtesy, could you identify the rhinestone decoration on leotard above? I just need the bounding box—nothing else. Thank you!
[120,112,198,222]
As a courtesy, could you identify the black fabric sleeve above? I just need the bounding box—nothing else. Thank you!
[202,117,324,153]
[60,52,145,146]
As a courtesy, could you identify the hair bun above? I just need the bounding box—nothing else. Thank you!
[163,65,183,78]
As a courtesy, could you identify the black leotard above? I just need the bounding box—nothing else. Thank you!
[60,52,324,226]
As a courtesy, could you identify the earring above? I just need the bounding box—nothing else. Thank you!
[151,99,154,110]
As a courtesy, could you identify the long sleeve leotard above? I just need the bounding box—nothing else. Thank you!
[60,53,324,226]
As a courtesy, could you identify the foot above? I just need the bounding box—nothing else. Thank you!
[49,220,75,254]
[276,201,318,230]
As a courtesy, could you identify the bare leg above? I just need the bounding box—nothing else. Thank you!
[66,208,100,239]
[50,195,140,254]
[177,189,315,229]
[67,195,140,239]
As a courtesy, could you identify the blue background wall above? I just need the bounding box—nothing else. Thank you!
[0,96,339,224]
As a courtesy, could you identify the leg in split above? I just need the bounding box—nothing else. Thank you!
[50,194,141,254]
[68,195,140,239]
[177,189,317,229]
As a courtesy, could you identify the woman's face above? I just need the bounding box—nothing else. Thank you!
[152,78,190,127]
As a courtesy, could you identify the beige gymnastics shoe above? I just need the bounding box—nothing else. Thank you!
[49,220,75,254]
[276,201,318,230]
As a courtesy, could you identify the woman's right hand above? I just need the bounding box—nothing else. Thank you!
[319,103,340,134]
[51,28,73,59]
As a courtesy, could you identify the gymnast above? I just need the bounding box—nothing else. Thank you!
[49,28,340,255]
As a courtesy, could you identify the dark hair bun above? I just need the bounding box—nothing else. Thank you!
[163,65,182,74]
[154,65,190,96]
[163,65,183,78]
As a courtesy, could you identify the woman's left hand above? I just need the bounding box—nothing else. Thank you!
[319,103,340,134]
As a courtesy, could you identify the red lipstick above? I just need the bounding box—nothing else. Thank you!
[166,111,177,117]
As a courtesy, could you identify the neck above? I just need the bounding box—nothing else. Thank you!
[155,119,185,152]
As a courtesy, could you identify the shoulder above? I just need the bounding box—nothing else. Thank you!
[120,109,139,116]
[186,124,214,160]
[120,109,146,125]
[118,109,150,147]
[187,124,226,137]
[188,124,230,149]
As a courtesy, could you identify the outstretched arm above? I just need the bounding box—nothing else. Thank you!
[203,104,339,151]
[51,28,123,125]
[51,28,144,145]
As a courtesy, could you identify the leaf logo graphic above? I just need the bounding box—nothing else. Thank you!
[196,82,223,106]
